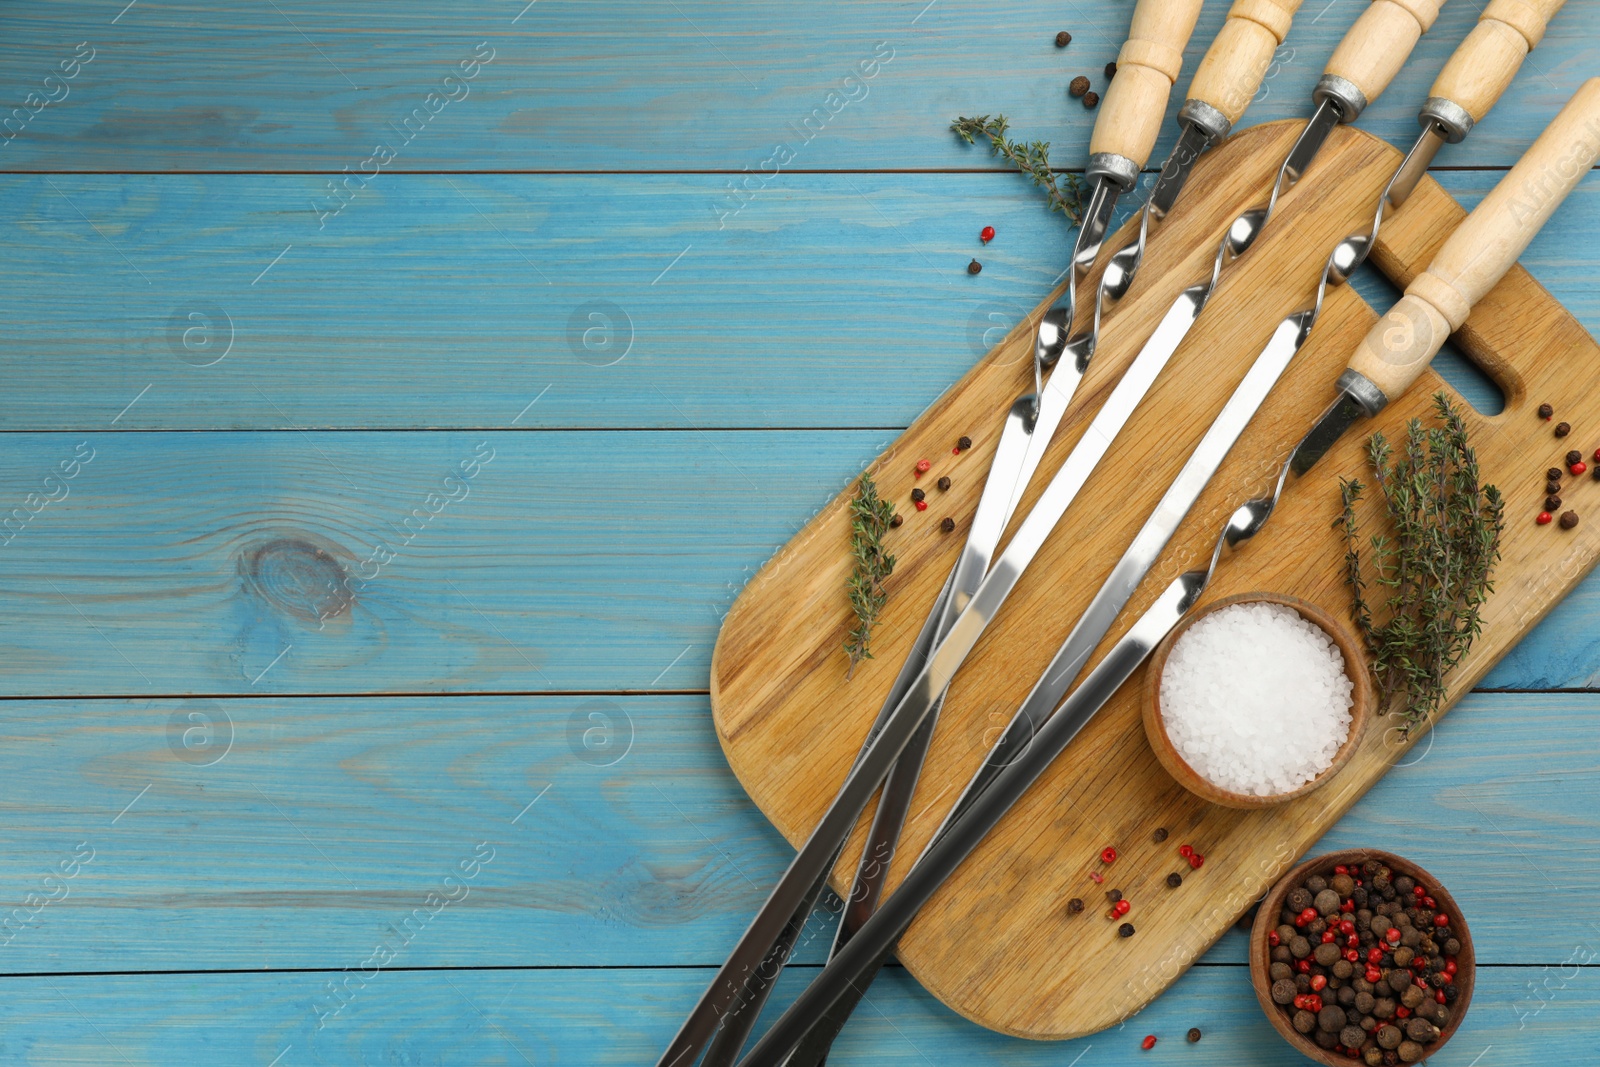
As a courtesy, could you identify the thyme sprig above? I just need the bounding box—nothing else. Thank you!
[951,114,1086,223]
[1339,394,1504,732]
[843,472,896,678]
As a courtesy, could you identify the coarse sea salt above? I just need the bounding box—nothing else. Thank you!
[1159,601,1354,797]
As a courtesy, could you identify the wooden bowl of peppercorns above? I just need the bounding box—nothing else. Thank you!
[1251,850,1473,1066]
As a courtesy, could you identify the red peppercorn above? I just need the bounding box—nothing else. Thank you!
[1346,934,1359,949]
[1444,958,1457,976]
[1297,907,1319,926]
[914,499,928,512]
[1339,899,1354,913]
[1188,853,1204,869]
[980,226,995,244]
[1365,967,1382,983]
[1089,871,1104,883]
[1345,948,1360,963]
[1114,899,1131,917]
[915,459,931,476]
[1538,511,1554,525]
[1178,844,1193,858]
[1413,885,1426,897]
[1308,995,1323,1013]
[1434,913,1450,927]
[1311,974,1328,992]
[1436,989,1448,1004]
[1293,995,1308,1010]
[1396,1006,1411,1020]
[1101,846,1118,864]
[1339,920,1355,936]
[1593,447,1600,463]
[1269,930,1281,946]
[1367,947,1384,964]
[1573,462,1589,476]
[1141,1035,1156,1051]
[1422,896,1436,909]
[1296,959,1312,974]
[1334,864,1349,875]
[1321,930,1337,944]
[1385,928,1401,944]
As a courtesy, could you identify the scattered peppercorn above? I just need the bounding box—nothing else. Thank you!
[967,258,982,275]
[1187,1027,1202,1043]
[1537,511,1553,525]
[915,459,931,476]
[1538,403,1554,419]
[980,225,995,244]
[957,435,972,452]
[1152,827,1168,843]
[1089,870,1104,883]
[1119,922,1135,937]
[1101,846,1118,864]
[1547,480,1563,495]
[1556,421,1572,437]
[914,500,928,512]
[939,516,955,533]
[1141,1034,1156,1051]
[1068,75,1089,97]
[937,475,952,492]
[1167,872,1183,888]
[1574,461,1589,476]
[1106,888,1122,904]
[1561,510,1579,529]
[1546,495,1562,511]
[1592,465,1600,482]
[1179,844,1193,858]
[910,487,925,503]
[1105,62,1117,78]
[1567,450,1583,466]
[889,513,903,528]
[1549,467,1565,481]
[1055,30,1072,47]
[1114,899,1131,917]
[1189,853,1205,869]
[1082,91,1099,108]
[1067,897,1084,914]
[1594,447,1600,463]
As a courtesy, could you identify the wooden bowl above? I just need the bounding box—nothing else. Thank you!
[1250,849,1475,1065]
[1142,591,1372,808]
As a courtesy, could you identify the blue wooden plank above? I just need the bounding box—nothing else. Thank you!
[0,424,1596,694]
[0,691,1594,973]
[0,964,1590,1064]
[0,171,1595,432]
[0,1,1590,172]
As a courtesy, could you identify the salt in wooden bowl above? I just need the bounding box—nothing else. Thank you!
[1142,591,1372,809]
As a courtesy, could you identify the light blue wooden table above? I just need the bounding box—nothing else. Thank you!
[1,2,1596,1063]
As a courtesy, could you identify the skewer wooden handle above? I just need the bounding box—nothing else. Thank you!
[1430,0,1568,124]
[1186,0,1306,129]
[1324,0,1447,110]
[1348,78,1600,402]
[1089,0,1206,168]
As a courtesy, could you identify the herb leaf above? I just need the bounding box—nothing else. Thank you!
[844,472,897,678]
[951,114,1086,224]
[1339,394,1504,732]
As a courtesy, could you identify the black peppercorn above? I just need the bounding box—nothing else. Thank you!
[937,475,951,492]
[1562,510,1580,529]
[1187,1027,1202,1043]
[1592,465,1600,482]
[910,487,925,503]
[1567,450,1583,466]
[1167,871,1182,888]
[889,514,903,528]
[1152,826,1168,843]
[1538,402,1555,419]
[1549,467,1565,481]
[1118,922,1135,937]
[1069,75,1090,97]
[1106,888,1122,904]
[1556,421,1572,437]
[940,516,955,533]
[1067,897,1084,914]
[957,435,972,452]
[1082,90,1099,108]
[1105,61,1117,78]
[1546,495,1563,511]
[1055,30,1072,47]
[967,259,982,275]
[1548,479,1563,495]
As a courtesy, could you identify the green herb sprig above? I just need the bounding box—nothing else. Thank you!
[844,472,897,678]
[951,114,1086,223]
[1339,394,1504,732]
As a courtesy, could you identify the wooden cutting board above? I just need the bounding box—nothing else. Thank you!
[708,120,1600,1039]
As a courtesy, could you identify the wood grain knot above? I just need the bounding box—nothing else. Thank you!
[241,537,354,623]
